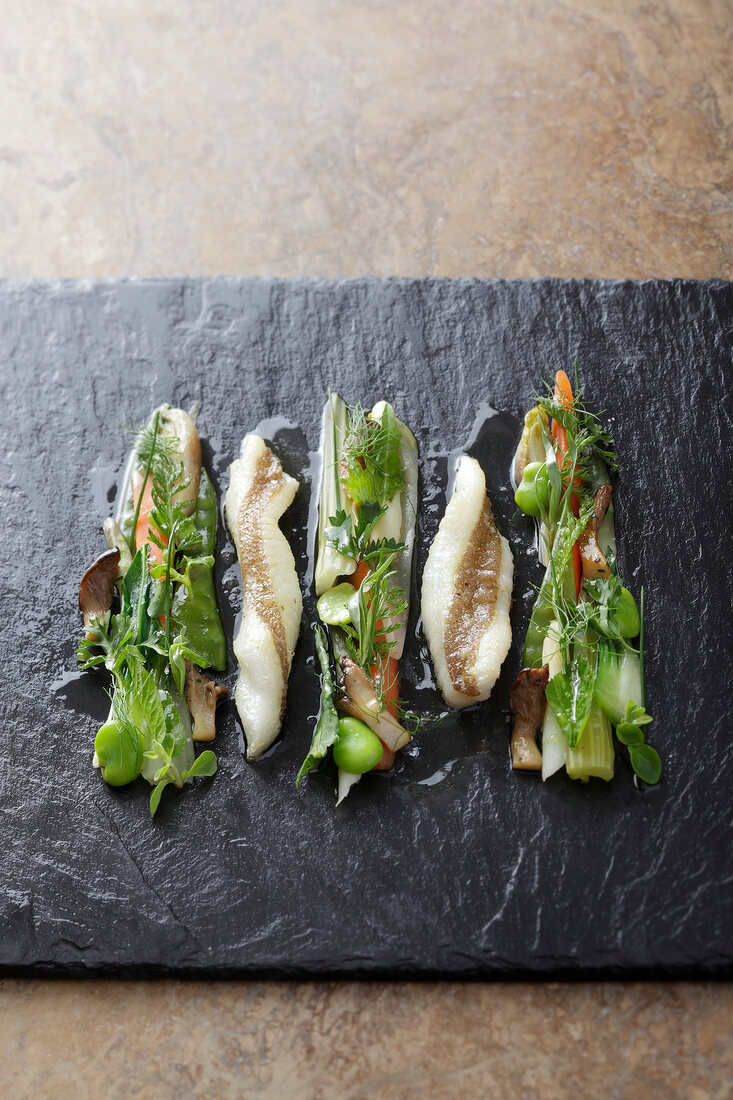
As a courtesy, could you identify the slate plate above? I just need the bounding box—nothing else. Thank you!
[1,277,731,979]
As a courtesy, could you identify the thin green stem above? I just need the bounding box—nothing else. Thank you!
[639,585,646,707]
[164,520,176,652]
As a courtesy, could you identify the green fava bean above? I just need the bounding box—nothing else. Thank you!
[332,717,383,774]
[515,461,551,517]
[317,582,356,626]
[533,462,551,510]
[515,461,542,517]
[94,720,143,787]
[616,587,641,638]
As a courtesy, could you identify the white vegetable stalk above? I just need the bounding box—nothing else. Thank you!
[541,621,567,780]
[315,392,356,595]
[336,769,362,806]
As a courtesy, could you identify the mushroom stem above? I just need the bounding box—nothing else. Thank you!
[184,661,228,742]
[338,657,411,752]
[578,483,613,580]
[510,665,549,771]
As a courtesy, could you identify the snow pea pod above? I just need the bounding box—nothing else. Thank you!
[523,572,556,669]
[171,557,227,671]
[192,468,218,556]
[523,519,578,669]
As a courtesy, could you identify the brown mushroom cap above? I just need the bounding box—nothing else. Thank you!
[79,548,121,626]
[510,665,549,771]
[338,656,411,752]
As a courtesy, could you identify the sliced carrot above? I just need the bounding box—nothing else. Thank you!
[572,543,582,597]
[371,654,400,770]
[551,371,582,597]
[373,745,396,771]
[349,557,401,769]
[350,559,371,590]
[553,369,574,408]
[379,656,400,713]
[132,472,165,566]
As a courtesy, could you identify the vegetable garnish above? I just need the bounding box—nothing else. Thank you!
[78,405,227,817]
[300,393,419,801]
[510,371,661,786]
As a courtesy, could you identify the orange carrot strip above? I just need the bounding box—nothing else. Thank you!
[132,473,165,566]
[350,560,371,590]
[552,371,582,597]
[349,557,401,769]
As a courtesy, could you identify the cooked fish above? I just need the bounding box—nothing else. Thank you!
[421,455,513,709]
[225,434,302,759]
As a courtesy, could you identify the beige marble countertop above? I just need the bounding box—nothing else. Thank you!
[1,1,731,1096]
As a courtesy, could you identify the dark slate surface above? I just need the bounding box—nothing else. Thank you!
[0,277,731,978]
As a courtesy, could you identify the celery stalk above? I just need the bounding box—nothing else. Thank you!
[594,640,643,725]
[566,698,614,781]
[315,392,356,595]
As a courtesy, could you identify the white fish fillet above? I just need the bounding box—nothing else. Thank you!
[421,456,513,709]
[225,434,302,759]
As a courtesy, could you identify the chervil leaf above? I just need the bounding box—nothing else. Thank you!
[325,509,354,558]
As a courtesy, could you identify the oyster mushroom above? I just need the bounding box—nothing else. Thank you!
[184,661,228,742]
[578,483,613,580]
[79,548,121,631]
[510,665,549,771]
[338,657,411,753]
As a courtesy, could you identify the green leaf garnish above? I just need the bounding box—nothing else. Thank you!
[545,655,595,749]
[342,402,404,507]
[629,744,662,786]
[297,624,341,785]
[149,779,170,817]
[182,751,218,780]
[615,722,644,746]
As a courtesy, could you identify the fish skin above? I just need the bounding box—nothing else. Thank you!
[225,434,302,760]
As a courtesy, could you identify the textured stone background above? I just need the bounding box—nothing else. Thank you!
[1,0,731,1097]
[1,0,730,280]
